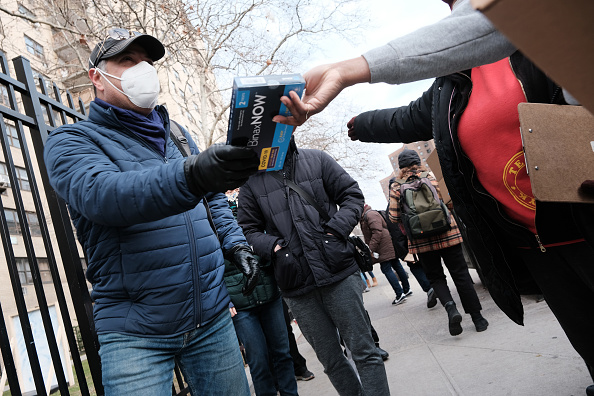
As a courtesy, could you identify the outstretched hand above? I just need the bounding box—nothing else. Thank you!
[272,57,371,127]
[272,65,343,126]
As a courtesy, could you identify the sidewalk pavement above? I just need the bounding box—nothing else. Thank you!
[290,269,592,396]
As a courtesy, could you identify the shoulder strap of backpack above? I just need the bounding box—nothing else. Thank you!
[169,120,192,157]
[270,172,331,222]
[169,120,219,236]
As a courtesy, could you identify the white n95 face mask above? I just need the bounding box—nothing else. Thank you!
[95,61,160,109]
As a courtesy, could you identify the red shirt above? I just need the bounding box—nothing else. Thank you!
[457,58,537,234]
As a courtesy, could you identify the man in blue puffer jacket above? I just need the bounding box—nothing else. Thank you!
[43,29,260,396]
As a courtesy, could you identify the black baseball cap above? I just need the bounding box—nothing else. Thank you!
[88,29,165,70]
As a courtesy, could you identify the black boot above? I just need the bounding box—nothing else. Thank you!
[445,301,462,336]
[470,312,489,332]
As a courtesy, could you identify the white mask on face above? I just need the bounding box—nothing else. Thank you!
[95,61,160,109]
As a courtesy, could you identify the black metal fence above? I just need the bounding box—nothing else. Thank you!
[0,53,189,395]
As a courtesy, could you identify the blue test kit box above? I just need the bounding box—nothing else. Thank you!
[227,74,305,172]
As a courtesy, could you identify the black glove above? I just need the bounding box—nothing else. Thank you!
[226,244,260,296]
[184,145,259,196]
[346,116,358,141]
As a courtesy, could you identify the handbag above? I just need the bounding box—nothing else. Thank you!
[270,172,374,272]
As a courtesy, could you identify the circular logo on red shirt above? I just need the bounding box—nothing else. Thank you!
[503,151,536,211]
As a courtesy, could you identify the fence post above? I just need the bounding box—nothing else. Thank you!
[12,55,103,396]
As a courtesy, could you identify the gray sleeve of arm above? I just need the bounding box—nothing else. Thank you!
[363,0,516,85]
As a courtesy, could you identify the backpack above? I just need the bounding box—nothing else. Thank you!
[378,209,409,260]
[398,172,451,239]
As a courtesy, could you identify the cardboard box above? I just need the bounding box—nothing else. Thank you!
[227,74,305,172]
[438,179,451,205]
[425,150,442,181]
[470,0,594,114]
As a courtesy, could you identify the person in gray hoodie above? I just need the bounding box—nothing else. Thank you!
[273,0,516,126]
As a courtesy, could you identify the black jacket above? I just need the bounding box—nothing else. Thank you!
[237,142,364,297]
[353,52,594,325]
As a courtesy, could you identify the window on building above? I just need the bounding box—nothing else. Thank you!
[4,209,41,235]
[16,257,52,286]
[424,143,429,147]
[171,81,176,91]
[5,122,21,148]
[0,84,10,107]
[179,88,185,99]
[427,149,431,154]
[193,102,199,111]
[16,167,30,191]
[174,70,180,81]
[24,35,44,60]
[0,163,8,194]
[18,4,35,18]
[187,84,193,94]
[4,208,20,234]
[0,165,30,191]
[26,212,41,236]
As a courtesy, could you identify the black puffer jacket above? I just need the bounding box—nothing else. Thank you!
[237,141,364,297]
[352,51,594,325]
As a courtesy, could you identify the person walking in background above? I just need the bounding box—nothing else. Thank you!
[380,202,437,309]
[224,194,298,396]
[226,258,298,396]
[360,204,411,306]
[389,150,488,336]
[238,136,390,396]
[362,271,378,289]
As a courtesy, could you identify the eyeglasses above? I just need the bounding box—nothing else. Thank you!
[91,28,143,68]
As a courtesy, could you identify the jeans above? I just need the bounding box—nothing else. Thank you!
[284,272,390,396]
[380,258,410,297]
[406,260,431,292]
[233,297,298,396]
[360,272,368,287]
[98,310,249,396]
[361,271,376,279]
